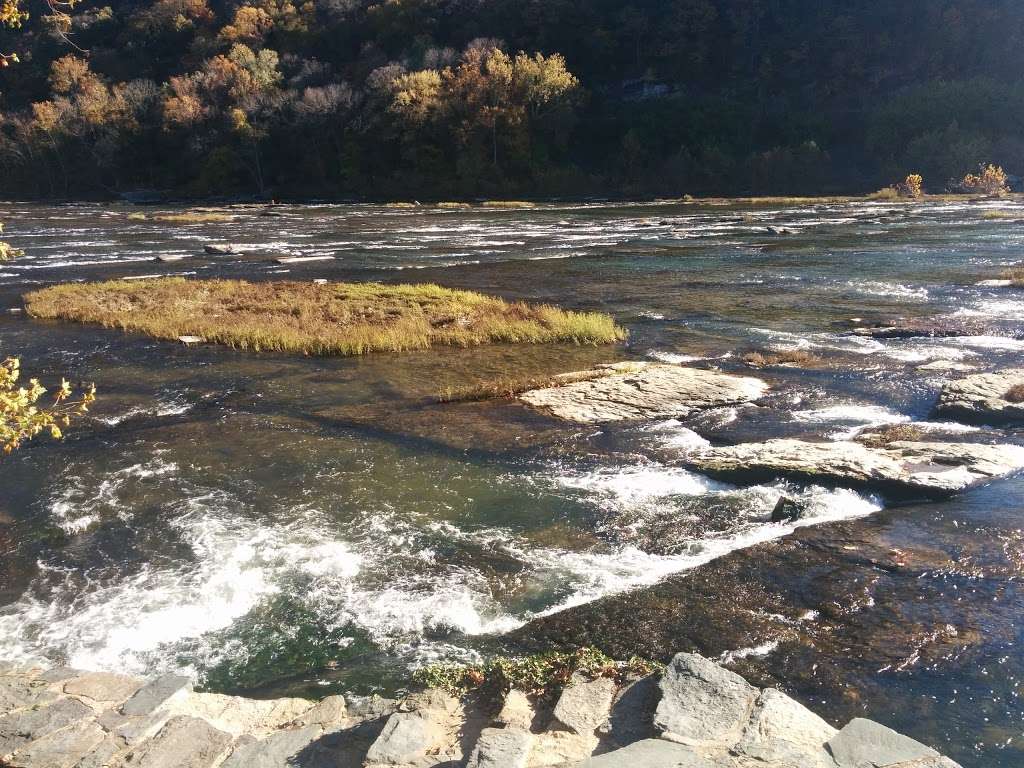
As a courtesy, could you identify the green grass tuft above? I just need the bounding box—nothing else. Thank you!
[24,278,626,357]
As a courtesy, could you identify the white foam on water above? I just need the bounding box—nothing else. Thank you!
[647,350,705,364]
[719,641,780,664]
[642,420,712,452]
[49,457,179,534]
[952,298,1024,318]
[517,483,881,617]
[1,489,363,677]
[951,335,1024,352]
[846,281,930,301]
[557,464,726,503]
[792,404,909,439]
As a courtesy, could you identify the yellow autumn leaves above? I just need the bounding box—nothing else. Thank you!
[1,357,96,454]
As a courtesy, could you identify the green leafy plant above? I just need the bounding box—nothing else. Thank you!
[412,647,661,698]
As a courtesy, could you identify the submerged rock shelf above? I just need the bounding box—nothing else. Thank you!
[0,654,958,767]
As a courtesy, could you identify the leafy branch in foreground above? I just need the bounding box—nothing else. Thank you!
[1,357,96,453]
[412,647,661,698]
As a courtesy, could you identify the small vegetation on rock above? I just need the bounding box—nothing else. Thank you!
[481,201,536,209]
[742,349,820,368]
[24,278,626,356]
[1001,267,1024,286]
[153,212,233,224]
[412,647,660,698]
[1005,384,1024,403]
[856,423,925,447]
[437,369,619,404]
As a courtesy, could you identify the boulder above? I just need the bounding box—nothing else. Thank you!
[5,720,106,768]
[686,438,1024,497]
[364,711,448,766]
[552,673,616,735]
[296,695,347,728]
[733,688,836,767]
[520,363,767,424]
[935,369,1024,425]
[602,674,661,747]
[465,727,533,768]
[495,690,534,731]
[826,718,944,768]
[0,698,94,757]
[574,738,715,767]
[203,244,237,255]
[654,653,757,748]
[221,725,323,768]
[63,672,143,707]
[120,674,191,717]
[770,496,804,523]
[120,715,233,768]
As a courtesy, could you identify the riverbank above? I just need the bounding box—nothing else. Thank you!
[0,652,960,767]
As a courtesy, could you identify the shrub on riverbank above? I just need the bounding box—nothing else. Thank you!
[23,278,626,356]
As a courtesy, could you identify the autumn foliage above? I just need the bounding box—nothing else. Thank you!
[2,0,1022,197]
[961,164,1010,196]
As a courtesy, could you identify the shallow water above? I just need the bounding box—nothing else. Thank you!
[0,199,1023,766]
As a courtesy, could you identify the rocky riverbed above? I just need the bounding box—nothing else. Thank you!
[0,653,960,768]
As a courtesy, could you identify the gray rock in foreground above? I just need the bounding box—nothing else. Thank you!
[827,718,940,767]
[0,654,962,768]
[520,362,767,423]
[686,438,1024,496]
[654,653,757,747]
[935,369,1024,425]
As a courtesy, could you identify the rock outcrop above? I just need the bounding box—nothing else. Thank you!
[685,438,1024,496]
[935,369,1024,425]
[519,363,767,424]
[0,654,961,767]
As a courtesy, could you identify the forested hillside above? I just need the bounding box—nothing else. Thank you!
[1,0,1022,199]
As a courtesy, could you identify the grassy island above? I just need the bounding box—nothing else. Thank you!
[23,278,625,356]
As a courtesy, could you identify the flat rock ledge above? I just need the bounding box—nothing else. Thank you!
[684,438,1024,497]
[519,362,768,424]
[0,653,960,768]
[935,369,1024,425]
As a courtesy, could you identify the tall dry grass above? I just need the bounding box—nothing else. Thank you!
[24,278,626,356]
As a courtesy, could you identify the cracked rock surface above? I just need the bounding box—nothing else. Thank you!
[519,363,767,424]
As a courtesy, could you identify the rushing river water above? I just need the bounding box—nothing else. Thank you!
[0,199,1023,766]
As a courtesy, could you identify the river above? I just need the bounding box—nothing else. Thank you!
[0,199,1022,766]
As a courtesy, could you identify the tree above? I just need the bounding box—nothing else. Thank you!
[898,173,923,198]
[961,163,1009,196]
[1,0,97,454]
